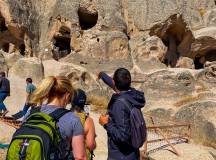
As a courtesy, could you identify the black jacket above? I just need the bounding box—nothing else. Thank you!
[0,77,10,95]
[105,88,145,160]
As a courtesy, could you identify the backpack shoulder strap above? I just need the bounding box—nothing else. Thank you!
[30,107,41,114]
[49,108,70,121]
[117,98,133,111]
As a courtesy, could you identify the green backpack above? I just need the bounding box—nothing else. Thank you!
[7,108,70,160]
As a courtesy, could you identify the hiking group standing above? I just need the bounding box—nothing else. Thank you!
[4,67,146,160]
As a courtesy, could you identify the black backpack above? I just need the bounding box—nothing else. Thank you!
[117,98,147,149]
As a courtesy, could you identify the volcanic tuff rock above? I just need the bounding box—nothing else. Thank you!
[9,57,44,83]
[175,101,216,148]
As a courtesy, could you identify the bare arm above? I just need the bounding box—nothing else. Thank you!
[84,117,96,151]
[71,135,87,160]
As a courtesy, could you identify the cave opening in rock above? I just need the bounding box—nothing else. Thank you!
[53,36,71,60]
[52,26,71,60]
[1,43,9,52]
[19,44,26,56]
[52,28,71,60]
[150,15,194,68]
[0,14,7,32]
[194,56,204,69]
[78,7,98,30]
[205,50,216,62]
[162,34,181,67]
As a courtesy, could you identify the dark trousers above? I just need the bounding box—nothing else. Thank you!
[22,103,30,115]
[13,103,31,120]
[0,92,8,111]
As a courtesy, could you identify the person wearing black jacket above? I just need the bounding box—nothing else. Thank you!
[0,72,10,116]
[99,68,146,160]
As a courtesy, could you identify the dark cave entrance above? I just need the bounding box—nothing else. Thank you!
[52,27,71,60]
[194,50,216,69]
[149,15,194,68]
[0,14,8,32]
[78,7,98,30]
[162,34,181,67]
[19,44,26,56]
[1,43,9,52]
[194,56,204,69]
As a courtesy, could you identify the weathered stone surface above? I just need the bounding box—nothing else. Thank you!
[60,52,133,74]
[196,62,216,87]
[150,143,216,160]
[144,70,195,97]
[127,0,215,32]
[0,0,215,74]
[3,52,23,68]
[175,101,216,148]
[176,57,195,69]
[204,8,216,27]
[43,59,99,91]
[79,31,129,60]
[133,36,167,62]
[0,51,8,73]
[9,57,44,83]
[141,70,196,108]
[194,27,216,39]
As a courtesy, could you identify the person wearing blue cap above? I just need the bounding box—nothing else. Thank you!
[71,89,96,160]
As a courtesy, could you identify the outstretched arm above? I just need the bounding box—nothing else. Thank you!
[98,72,117,92]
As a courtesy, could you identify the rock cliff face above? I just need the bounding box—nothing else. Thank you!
[0,0,215,64]
[0,0,216,158]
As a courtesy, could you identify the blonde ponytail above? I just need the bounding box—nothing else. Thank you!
[30,76,74,106]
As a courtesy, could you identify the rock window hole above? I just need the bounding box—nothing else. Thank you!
[52,27,71,60]
[163,34,180,67]
[194,56,204,69]
[19,44,26,56]
[2,43,9,52]
[78,7,98,30]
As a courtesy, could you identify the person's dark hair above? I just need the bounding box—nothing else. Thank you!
[0,72,6,77]
[71,89,87,112]
[113,68,131,91]
[26,78,33,83]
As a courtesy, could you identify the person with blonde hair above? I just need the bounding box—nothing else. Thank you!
[7,76,87,160]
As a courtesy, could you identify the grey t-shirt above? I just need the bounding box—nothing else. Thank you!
[25,105,84,139]
[41,105,84,139]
